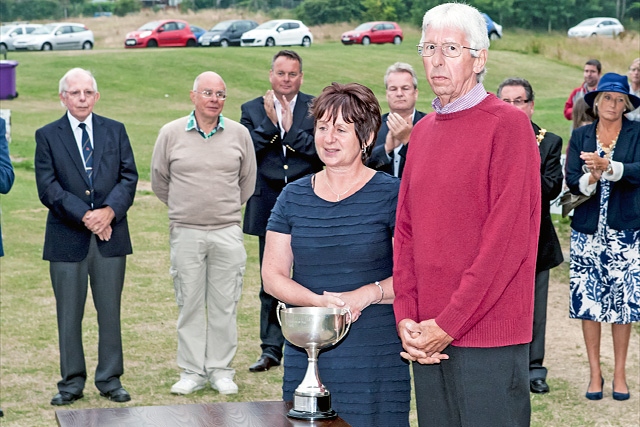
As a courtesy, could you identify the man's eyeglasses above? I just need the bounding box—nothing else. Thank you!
[194,90,227,100]
[63,90,96,98]
[417,42,478,58]
[501,98,531,107]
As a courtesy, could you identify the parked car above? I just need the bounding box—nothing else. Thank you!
[12,23,93,51]
[341,21,403,46]
[190,25,206,42]
[199,20,258,47]
[0,23,42,51]
[483,13,503,40]
[567,17,624,37]
[125,20,197,48]
[241,19,312,47]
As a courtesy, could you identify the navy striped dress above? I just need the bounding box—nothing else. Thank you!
[267,172,411,427]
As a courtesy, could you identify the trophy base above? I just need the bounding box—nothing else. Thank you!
[288,394,337,420]
[287,408,337,420]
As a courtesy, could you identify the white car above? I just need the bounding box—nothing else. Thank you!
[13,22,94,51]
[241,20,312,47]
[0,23,42,51]
[567,17,624,38]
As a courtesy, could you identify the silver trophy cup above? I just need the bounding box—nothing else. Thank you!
[277,302,352,420]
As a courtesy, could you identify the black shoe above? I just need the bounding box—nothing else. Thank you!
[249,355,280,372]
[51,391,84,406]
[100,387,131,403]
[530,378,550,394]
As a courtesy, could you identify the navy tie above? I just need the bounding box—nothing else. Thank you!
[78,123,93,184]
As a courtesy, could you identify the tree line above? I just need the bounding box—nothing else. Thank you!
[1,0,639,31]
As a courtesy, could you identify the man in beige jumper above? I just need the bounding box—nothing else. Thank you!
[151,71,256,395]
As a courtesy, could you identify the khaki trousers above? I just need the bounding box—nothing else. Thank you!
[170,225,246,384]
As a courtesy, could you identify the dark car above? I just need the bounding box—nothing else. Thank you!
[199,20,258,47]
[341,21,403,46]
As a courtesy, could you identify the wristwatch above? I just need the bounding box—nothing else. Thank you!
[605,160,613,174]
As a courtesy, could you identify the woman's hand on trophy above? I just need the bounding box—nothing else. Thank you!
[322,290,365,322]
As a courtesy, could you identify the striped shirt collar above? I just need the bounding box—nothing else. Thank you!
[432,83,488,115]
[186,110,225,139]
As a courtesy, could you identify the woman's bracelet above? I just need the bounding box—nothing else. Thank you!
[373,281,384,304]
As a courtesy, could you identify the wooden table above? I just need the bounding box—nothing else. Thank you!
[55,400,351,427]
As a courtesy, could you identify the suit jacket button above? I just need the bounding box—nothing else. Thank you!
[85,190,91,196]
[283,165,289,170]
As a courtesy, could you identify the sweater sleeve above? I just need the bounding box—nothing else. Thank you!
[239,127,257,205]
[434,112,541,340]
[151,124,172,206]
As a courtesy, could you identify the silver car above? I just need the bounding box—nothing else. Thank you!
[567,17,625,38]
[0,23,43,51]
[13,22,94,51]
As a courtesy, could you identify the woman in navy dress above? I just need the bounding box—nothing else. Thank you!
[262,82,412,427]
[566,73,640,402]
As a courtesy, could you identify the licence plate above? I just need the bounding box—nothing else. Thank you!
[125,39,136,46]
[202,41,210,46]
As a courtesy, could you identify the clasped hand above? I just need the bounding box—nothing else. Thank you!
[264,90,292,133]
[397,318,452,364]
[82,206,115,241]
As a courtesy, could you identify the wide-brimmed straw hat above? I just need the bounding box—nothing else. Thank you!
[584,72,640,110]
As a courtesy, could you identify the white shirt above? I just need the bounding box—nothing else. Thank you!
[67,111,94,170]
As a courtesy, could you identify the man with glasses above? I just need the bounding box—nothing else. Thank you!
[151,71,256,395]
[35,68,138,406]
[393,4,540,426]
[241,50,323,373]
[368,62,426,178]
[498,77,564,395]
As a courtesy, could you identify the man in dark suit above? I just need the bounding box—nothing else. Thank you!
[367,62,426,178]
[35,68,138,405]
[241,50,323,372]
[498,77,564,394]
[0,117,12,418]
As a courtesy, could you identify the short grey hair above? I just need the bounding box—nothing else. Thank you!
[59,68,98,94]
[384,62,418,89]
[421,2,489,82]
[497,77,535,102]
[192,71,226,91]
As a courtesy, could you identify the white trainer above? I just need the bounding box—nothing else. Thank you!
[212,377,238,395]
[171,378,205,395]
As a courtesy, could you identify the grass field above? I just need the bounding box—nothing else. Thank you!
[0,15,639,427]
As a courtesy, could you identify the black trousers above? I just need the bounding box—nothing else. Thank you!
[50,236,126,395]
[414,344,531,427]
[530,269,549,380]
[257,235,284,361]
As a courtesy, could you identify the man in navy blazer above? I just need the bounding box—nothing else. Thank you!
[367,62,426,178]
[241,50,323,372]
[498,77,564,394]
[35,68,138,406]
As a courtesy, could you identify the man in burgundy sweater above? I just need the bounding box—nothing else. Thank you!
[393,3,541,426]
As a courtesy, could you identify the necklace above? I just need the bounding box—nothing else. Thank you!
[325,172,360,202]
[596,125,621,159]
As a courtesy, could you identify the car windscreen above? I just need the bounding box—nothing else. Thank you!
[354,23,374,31]
[32,25,56,35]
[255,21,279,30]
[139,21,161,31]
[210,22,232,31]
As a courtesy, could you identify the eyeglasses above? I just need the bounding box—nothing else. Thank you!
[417,42,478,58]
[194,90,227,100]
[501,98,531,107]
[63,90,96,98]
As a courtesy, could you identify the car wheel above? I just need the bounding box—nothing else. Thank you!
[220,39,229,48]
[186,39,196,47]
[147,39,158,48]
[301,36,311,47]
[393,36,402,45]
[489,31,501,40]
[590,33,598,37]
[82,41,93,50]
[266,37,275,47]
[362,36,370,46]
[0,43,7,53]
[41,42,52,51]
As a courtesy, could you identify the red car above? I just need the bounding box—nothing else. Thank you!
[125,19,197,48]
[341,21,403,46]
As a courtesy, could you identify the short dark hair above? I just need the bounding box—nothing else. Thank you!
[311,82,382,163]
[585,59,602,74]
[496,77,535,102]
[272,50,303,72]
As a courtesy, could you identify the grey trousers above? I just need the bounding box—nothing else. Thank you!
[50,235,126,395]
[413,344,531,427]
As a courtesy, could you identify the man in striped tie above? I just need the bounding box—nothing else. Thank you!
[35,68,138,406]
